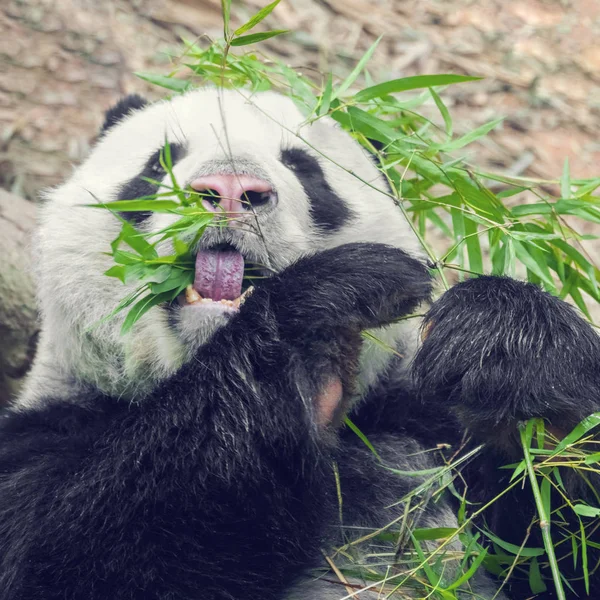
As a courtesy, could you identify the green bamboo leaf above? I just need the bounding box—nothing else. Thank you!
[509,459,527,483]
[317,73,333,116]
[230,30,289,46]
[483,530,545,557]
[584,452,600,465]
[134,72,192,93]
[446,548,488,591]
[141,264,173,284]
[573,504,600,518]
[513,240,556,291]
[354,74,482,103]
[491,242,506,275]
[464,217,484,274]
[121,291,174,334]
[410,536,443,589]
[412,527,458,541]
[541,476,552,524]
[429,86,453,139]
[581,519,590,594]
[113,250,142,266]
[574,177,600,198]
[104,265,126,283]
[122,263,149,285]
[553,239,599,297]
[221,0,231,37]
[234,0,281,35]
[436,118,504,152]
[451,176,506,223]
[149,270,193,294]
[344,417,381,461]
[529,557,548,594]
[553,413,600,453]
[511,203,554,217]
[88,200,179,213]
[118,220,158,260]
[333,35,382,99]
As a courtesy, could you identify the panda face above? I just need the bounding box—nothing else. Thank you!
[24,88,423,404]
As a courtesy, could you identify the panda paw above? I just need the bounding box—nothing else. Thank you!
[412,276,600,438]
[254,242,432,336]
[225,243,431,427]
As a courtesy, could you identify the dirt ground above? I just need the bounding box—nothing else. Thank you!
[2,0,599,197]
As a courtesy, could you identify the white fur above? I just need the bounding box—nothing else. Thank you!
[19,88,424,408]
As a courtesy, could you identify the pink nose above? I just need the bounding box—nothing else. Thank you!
[189,174,274,214]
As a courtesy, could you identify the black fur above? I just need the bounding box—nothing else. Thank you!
[281,148,354,231]
[413,276,600,441]
[117,143,184,224]
[0,244,440,600]
[101,94,148,134]
[4,228,600,599]
[413,276,600,598]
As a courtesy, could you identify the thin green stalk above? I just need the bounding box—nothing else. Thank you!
[519,424,566,600]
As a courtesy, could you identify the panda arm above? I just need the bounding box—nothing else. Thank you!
[413,276,600,443]
[0,243,432,600]
[412,275,600,594]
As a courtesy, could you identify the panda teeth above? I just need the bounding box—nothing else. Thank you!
[185,286,202,304]
[233,286,254,308]
[184,285,255,308]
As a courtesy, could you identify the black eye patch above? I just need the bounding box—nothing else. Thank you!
[117,143,184,224]
[281,148,353,232]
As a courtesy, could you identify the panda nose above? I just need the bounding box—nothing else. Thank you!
[189,174,275,214]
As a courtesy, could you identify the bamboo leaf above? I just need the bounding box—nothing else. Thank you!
[572,504,600,518]
[354,74,482,102]
[134,72,192,92]
[234,0,281,35]
[553,413,600,453]
[121,291,174,334]
[435,118,503,152]
[344,417,381,461]
[221,0,231,37]
[333,35,382,99]
[230,30,289,46]
[429,86,453,138]
[529,557,548,594]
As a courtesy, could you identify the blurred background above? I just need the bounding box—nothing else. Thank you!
[1,0,599,401]
[2,0,599,198]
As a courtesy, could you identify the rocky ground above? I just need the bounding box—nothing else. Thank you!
[2,0,599,197]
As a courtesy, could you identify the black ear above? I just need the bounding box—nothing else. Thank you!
[101,94,148,134]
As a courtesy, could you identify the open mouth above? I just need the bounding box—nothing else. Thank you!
[179,243,268,310]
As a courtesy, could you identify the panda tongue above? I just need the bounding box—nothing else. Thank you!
[194,249,245,301]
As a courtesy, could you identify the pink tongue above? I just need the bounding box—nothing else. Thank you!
[194,250,245,301]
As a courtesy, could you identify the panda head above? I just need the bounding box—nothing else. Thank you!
[21,88,424,406]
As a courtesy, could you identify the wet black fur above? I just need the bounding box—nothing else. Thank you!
[281,148,353,231]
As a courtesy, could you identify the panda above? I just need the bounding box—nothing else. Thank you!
[1,88,599,600]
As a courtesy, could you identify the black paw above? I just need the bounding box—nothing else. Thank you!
[221,243,432,427]
[412,276,600,436]
[252,243,432,337]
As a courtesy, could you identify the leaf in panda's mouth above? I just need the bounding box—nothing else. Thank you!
[90,141,272,334]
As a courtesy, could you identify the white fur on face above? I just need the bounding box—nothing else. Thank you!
[20,88,424,407]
